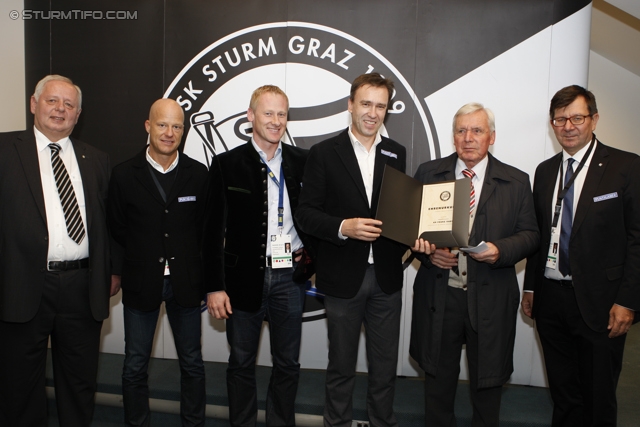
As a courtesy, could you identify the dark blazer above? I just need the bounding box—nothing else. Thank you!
[524,140,640,331]
[108,148,208,311]
[0,130,111,322]
[410,153,539,388]
[295,128,407,298]
[202,142,310,312]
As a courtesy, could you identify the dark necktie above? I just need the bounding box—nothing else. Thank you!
[49,143,86,245]
[559,158,574,276]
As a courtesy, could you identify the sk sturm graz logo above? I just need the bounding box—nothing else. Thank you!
[165,22,438,321]
[165,22,437,170]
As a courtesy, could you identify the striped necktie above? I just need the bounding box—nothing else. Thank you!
[49,143,86,244]
[462,168,476,214]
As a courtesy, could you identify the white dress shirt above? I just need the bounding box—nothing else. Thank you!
[545,140,597,281]
[251,139,303,257]
[35,127,89,262]
[337,126,382,264]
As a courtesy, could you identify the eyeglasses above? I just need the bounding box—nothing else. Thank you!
[551,115,591,127]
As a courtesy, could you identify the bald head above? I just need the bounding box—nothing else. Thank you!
[149,98,184,122]
[145,98,185,170]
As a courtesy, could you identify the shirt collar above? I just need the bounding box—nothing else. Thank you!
[562,135,597,164]
[455,154,489,182]
[251,139,282,163]
[348,126,382,153]
[34,126,71,153]
[146,146,179,173]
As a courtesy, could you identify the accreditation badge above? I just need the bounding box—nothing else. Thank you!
[270,234,293,269]
[545,227,560,269]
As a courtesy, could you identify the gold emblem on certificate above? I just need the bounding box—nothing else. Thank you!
[420,182,456,232]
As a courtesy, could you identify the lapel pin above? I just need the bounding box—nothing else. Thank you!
[598,163,602,167]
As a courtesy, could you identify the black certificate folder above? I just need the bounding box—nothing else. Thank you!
[376,165,470,248]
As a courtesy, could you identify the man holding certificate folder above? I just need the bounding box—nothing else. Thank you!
[296,73,432,427]
[409,103,539,426]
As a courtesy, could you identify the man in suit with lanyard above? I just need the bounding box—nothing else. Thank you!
[204,85,312,426]
[108,98,208,426]
[0,75,112,426]
[522,85,640,425]
[295,73,431,427]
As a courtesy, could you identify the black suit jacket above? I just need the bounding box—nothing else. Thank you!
[0,130,111,322]
[524,140,640,332]
[108,148,208,311]
[295,128,407,298]
[202,142,311,312]
[410,153,539,388]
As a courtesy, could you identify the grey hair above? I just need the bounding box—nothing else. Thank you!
[452,102,495,133]
[33,75,83,109]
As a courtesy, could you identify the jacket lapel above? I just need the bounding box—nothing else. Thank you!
[371,141,395,212]
[540,153,563,233]
[534,152,562,235]
[476,154,512,214]
[433,154,457,181]
[281,144,301,206]
[70,138,95,231]
[15,131,47,224]
[572,142,608,236]
[476,162,494,215]
[133,149,166,205]
[334,131,368,204]
[166,157,193,204]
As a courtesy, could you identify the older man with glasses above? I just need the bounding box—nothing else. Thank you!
[522,85,640,426]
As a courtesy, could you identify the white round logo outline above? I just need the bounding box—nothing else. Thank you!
[163,21,436,159]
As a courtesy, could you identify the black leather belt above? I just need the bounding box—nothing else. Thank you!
[546,277,573,288]
[48,258,90,271]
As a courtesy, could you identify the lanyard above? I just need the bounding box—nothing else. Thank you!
[551,135,596,228]
[262,160,285,231]
[147,163,178,203]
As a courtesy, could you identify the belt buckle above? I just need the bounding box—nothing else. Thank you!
[48,261,65,271]
[548,278,573,288]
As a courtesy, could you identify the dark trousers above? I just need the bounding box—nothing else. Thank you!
[226,264,305,427]
[0,269,102,427]
[122,277,205,427]
[424,286,502,427]
[323,265,402,427]
[536,278,626,427]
